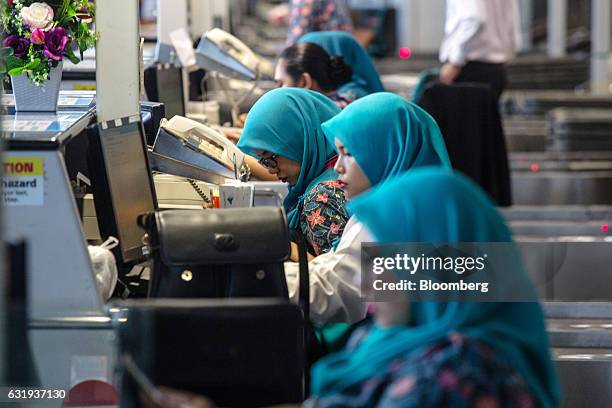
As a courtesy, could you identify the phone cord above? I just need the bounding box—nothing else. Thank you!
[187,179,213,209]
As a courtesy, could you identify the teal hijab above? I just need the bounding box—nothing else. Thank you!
[412,67,440,102]
[317,92,450,349]
[311,169,561,408]
[321,92,452,185]
[299,31,385,97]
[237,88,341,228]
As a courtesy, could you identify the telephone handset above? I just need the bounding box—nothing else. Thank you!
[199,28,274,80]
[160,116,249,180]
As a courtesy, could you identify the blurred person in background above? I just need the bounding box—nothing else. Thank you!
[439,0,521,100]
[268,0,353,46]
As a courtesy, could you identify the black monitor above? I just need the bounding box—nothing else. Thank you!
[88,120,158,265]
[118,299,305,407]
[144,64,185,119]
[140,101,166,146]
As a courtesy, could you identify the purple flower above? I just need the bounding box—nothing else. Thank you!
[3,35,30,59]
[43,27,68,61]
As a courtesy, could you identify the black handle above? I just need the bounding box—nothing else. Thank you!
[213,233,240,251]
[290,229,309,321]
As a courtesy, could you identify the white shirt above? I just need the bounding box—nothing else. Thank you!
[284,216,372,325]
[439,0,522,66]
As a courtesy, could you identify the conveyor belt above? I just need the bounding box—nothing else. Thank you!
[553,348,612,408]
[502,205,612,221]
[548,319,612,348]
[512,171,612,205]
[510,220,611,237]
[548,109,612,152]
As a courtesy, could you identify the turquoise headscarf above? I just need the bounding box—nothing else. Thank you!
[321,92,452,185]
[412,67,440,102]
[299,31,385,98]
[311,168,561,408]
[237,88,341,228]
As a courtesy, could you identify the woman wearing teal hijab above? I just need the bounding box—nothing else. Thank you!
[322,92,450,188]
[286,31,385,102]
[237,88,348,257]
[308,168,561,407]
[275,41,356,109]
[300,31,385,96]
[283,93,451,328]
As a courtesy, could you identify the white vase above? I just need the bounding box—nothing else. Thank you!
[11,61,63,112]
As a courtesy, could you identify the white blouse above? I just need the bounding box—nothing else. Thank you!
[284,216,373,325]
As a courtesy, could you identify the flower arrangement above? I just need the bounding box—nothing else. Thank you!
[1,0,96,85]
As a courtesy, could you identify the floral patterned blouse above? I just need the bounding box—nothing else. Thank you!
[299,180,349,256]
[305,328,538,408]
[286,0,353,46]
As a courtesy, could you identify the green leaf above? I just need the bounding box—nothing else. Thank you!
[0,46,14,58]
[25,59,41,70]
[6,55,26,71]
[65,46,80,65]
[8,67,25,76]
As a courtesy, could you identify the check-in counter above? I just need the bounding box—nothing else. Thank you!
[1,99,117,405]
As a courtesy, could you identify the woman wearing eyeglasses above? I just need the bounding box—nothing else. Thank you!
[237,88,349,260]
[283,93,451,325]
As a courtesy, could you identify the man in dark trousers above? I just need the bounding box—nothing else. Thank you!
[439,0,521,100]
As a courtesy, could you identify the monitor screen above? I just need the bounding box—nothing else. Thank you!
[156,66,185,118]
[96,122,157,263]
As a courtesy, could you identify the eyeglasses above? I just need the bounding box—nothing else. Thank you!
[258,154,279,169]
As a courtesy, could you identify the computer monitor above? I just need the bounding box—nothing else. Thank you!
[140,101,166,145]
[144,64,185,119]
[118,299,305,407]
[88,120,158,265]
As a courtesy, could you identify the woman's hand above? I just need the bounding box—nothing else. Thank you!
[222,128,242,144]
[290,242,315,262]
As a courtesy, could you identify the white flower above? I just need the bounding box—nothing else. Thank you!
[20,2,54,31]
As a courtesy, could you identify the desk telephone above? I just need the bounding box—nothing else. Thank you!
[197,28,274,81]
[160,116,249,180]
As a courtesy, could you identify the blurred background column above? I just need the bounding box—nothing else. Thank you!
[590,0,611,94]
[547,0,567,57]
[155,0,189,63]
[519,0,533,52]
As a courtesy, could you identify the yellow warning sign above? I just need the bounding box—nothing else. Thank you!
[2,156,45,206]
[3,157,44,176]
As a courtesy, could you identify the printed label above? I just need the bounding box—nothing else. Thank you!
[2,157,44,206]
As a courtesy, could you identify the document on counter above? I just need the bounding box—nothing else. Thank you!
[220,182,255,208]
